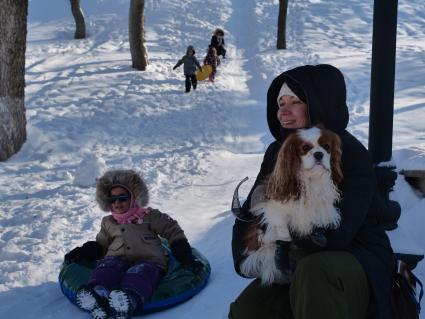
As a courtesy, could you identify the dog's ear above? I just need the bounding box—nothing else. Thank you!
[327,130,343,186]
[266,132,301,202]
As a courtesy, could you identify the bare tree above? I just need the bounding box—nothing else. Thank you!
[129,0,148,70]
[70,0,86,39]
[0,0,28,161]
[277,0,288,49]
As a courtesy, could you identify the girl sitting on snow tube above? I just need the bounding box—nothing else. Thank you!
[63,169,204,319]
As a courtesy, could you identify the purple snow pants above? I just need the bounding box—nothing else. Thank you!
[88,256,164,308]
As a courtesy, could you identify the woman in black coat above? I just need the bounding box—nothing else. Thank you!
[230,64,395,319]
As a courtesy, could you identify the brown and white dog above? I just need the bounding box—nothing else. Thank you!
[240,127,343,285]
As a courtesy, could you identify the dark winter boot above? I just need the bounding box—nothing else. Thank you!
[108,289,139,319]
[185,76,191,93]
[189,74,197,90]
[76,285,109,319]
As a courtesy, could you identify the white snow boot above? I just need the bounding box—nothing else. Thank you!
[76,285,109,319]
[108,289,138,319]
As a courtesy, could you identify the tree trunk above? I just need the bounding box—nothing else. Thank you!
[277,0,288,49]
[70,0,86,39]
[0,0,28,161]
[129,0,148,70]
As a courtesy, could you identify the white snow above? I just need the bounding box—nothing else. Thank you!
[0,0,425,317]
[73,155,107,188]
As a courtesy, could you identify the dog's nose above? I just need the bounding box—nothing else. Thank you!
[313,152,324,161]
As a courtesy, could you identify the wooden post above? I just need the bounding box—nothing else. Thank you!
[369,0,400,225]
[369,0,398,163]
[277,0,288,49]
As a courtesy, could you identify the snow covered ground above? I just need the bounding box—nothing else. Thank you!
[1,0,425,318]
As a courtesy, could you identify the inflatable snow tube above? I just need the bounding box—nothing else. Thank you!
[59,245,211,314]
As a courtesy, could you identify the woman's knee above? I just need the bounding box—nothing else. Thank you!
[293,251,359,281]
[290,252,369,319]
[293,253,329,284]
[229,279,292,319]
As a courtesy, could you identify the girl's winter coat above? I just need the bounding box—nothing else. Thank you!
[96,210,187,270]
[231,65,395,319]
[204,47,220,81]
[204,48,220,70]
[95,170,189,270]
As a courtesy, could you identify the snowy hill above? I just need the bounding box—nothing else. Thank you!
[1,0,425,318]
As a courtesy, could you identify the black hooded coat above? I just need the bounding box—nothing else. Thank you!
[231,65,395,319]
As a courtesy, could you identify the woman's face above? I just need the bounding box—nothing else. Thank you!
[110,186,131,214]
[277,95,309,129]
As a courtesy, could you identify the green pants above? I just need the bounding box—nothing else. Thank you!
[229,252,369,319]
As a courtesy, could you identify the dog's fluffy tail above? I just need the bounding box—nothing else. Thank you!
[240,244,290,286]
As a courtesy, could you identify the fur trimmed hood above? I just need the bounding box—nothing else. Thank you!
[96,169,149,211]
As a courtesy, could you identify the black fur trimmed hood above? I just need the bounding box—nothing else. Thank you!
[96,169,149,211]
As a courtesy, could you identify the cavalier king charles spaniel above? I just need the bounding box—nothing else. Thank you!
[240,127,343,285]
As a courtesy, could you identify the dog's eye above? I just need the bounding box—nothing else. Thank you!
[302,144,312,152]
[322,143,331,152]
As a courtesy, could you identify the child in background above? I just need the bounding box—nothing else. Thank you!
[203,46,220,82]
[173,45,202,93]
[66,169,202,319]
[210,28,226,59]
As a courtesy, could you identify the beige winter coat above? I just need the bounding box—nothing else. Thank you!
[96,208,187,270]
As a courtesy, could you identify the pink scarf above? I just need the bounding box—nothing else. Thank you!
[111,206,150,224]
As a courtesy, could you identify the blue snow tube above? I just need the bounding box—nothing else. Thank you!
[59,244,211,314]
